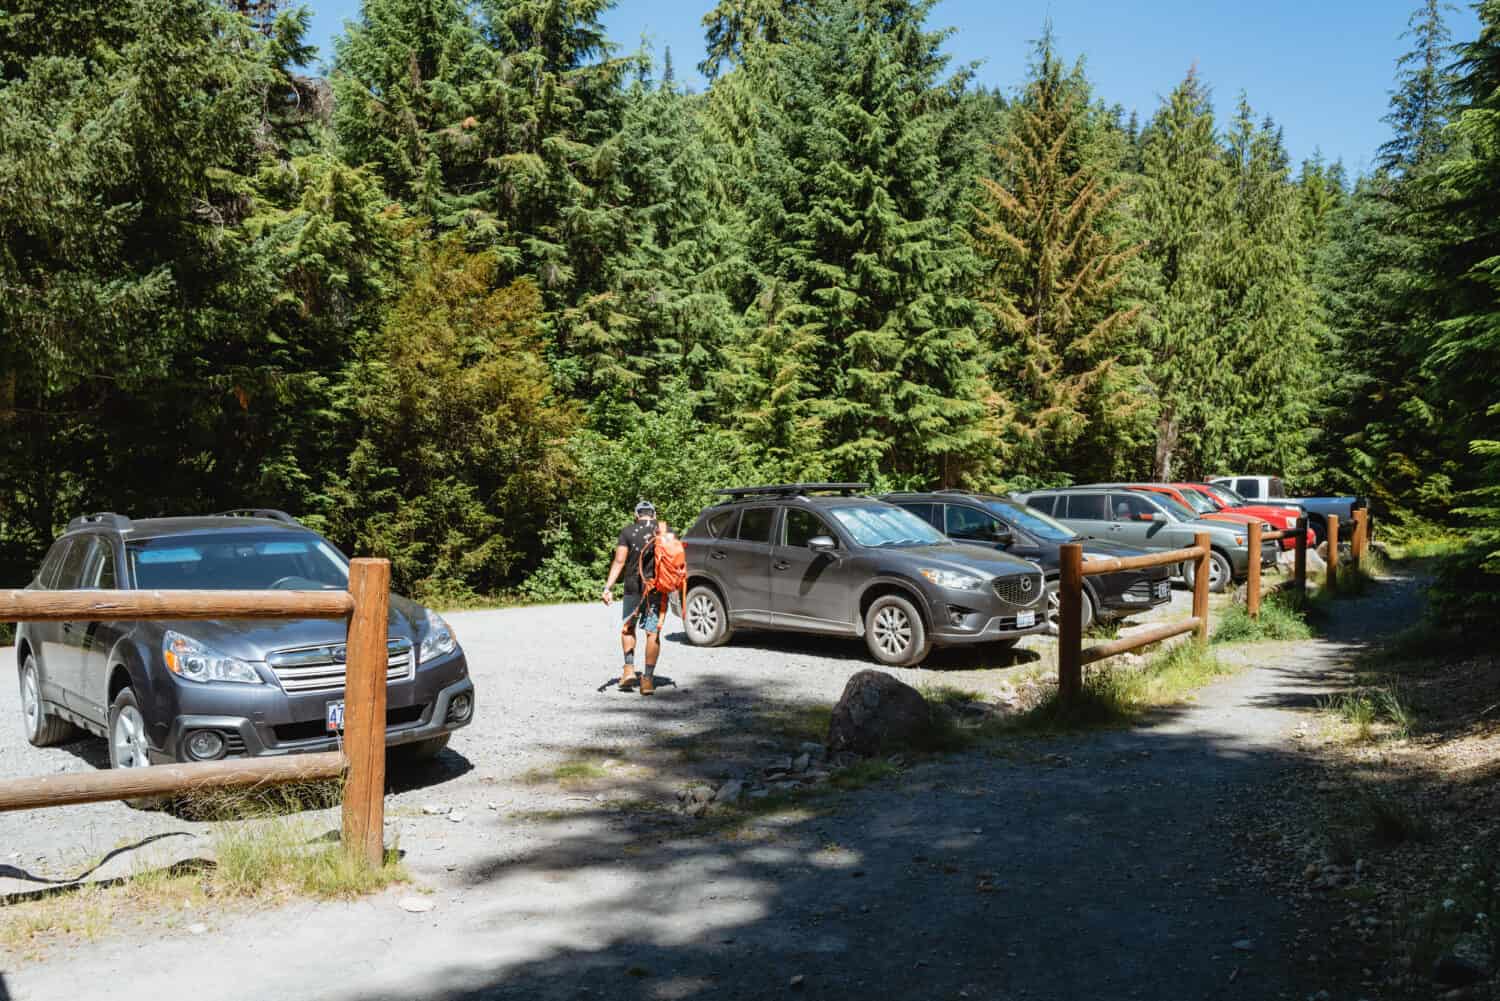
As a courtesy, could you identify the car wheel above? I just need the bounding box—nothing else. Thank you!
[1186,551,1233,594]
[864,594,930,667]
[684,585,732,647]
[392,734,450,764]
[19,654,75,747]
[1046,584,1095,632]
[108,688,161,809]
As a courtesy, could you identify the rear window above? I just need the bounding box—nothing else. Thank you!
[1026,495,1056,516]
[1269,478,1286,498]
[897,502,938,528]
[128,533,348,590]
[737,508,775,543]
[1236,478,1261,498]
[55,537,93,590]
[1065,493,1109,520]
[705,509,738,538]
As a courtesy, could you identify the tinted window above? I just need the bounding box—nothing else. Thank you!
[897,502,938,528]
[1237,478,1261,498]
[738,508,775,543]
[37,540,72,588]
[1176,487,1219,514]
[128,533,348,590]
[85,541,117,589]
[945,505,1000,539]
[1026,495,1056,516]
[55,537,93,590]
[983,499,1076,542]
[1111,493,1158,522]
[1065,493,1109,520]
[706,510,738,538]
[784,509,833,548]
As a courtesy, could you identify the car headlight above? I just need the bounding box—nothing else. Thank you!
[419,608,458,664]
[162,630,262,684]
[918,568,986,591]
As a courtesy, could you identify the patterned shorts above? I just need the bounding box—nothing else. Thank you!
[622,592,665,634]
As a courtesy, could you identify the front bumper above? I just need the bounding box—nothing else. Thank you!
[151,653,474,763]
[1096,571,1173,614]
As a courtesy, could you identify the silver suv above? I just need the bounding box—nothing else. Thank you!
[680,484,1049,667]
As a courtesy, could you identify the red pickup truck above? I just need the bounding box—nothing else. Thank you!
[1179,482,1315,550]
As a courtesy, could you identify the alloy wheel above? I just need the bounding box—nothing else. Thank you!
[20,663,41,737]
[111,705,151,769]
[873,605,912,657]
[688,593,719,640]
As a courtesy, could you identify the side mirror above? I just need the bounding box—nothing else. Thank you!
[808,535,837,554]
[991,523,1014,546]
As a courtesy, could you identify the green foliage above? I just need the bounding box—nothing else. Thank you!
[1212,592,1314,644]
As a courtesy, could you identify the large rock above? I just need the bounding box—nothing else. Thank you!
[826,670,931,757]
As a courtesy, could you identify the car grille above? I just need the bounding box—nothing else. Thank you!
[1125,579,1173,603]
[993,573,1044,607]
[272,704,427,744]
[266,639,414,694]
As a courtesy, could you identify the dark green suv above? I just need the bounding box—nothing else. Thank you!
[681,484,1048,667]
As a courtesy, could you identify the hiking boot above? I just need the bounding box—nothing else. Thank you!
[619,667,639,691]
[639,675,655,696]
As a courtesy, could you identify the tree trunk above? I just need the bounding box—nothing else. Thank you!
[1153,409,1179,481]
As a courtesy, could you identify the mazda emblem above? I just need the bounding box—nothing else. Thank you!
[1021,578,1033,592]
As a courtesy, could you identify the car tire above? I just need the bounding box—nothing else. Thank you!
[108,687,161,810]
[683,585,732,647]
[1046,584,1095,633]
[1185,550,1233,594]
[19,654,75,747]
[864,594,930,667]
[392,734,450,764]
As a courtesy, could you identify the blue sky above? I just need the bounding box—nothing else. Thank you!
[301,0,1481,175]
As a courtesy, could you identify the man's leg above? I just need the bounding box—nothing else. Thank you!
[640,595,663,695]
[619,596,640,689]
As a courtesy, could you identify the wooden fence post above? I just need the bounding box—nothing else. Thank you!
[342,558,390,867]
[1326,515,1340,595]
[1294,517,1308,603]
[1058,543,1083,701]
[1352,509,1368,566]
[1193,532,1211,646]
[1247,521,1262,619]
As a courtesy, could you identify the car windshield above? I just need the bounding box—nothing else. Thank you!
[1202,483,1246,507]
[983,499,1078,543]
[128,533,349,590]
[829,504,947,548]
[1150,495,1197,522]
[1175,488,1219,514]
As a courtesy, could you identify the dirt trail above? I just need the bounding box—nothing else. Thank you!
[2,573,1422,1001]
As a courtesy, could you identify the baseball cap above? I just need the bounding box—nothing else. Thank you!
[634,500,656,517]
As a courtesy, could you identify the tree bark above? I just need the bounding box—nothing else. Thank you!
[1153,409,1179,481]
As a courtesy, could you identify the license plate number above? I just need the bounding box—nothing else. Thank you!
[326,701,344,732]
[1016,610,1036,628]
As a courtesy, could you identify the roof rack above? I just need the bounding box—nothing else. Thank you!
[715,483,870,499]
[933,488,973,495]
[66,512,133,532]
[212,508,302,525]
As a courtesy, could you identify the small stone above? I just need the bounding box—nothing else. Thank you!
[755,738,778,749]
[187,923,208,935]
[399,896,435,913]
[1232,939,1254,952]
[789,974,805,990]
[422,804,451,816]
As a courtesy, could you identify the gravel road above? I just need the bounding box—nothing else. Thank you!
[1,562,1385,1001]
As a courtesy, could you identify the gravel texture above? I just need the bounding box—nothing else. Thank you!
[0,562,1382,1001]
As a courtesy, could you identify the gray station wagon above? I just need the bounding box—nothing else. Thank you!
[14,511,474,791]
[680,484,1049,666]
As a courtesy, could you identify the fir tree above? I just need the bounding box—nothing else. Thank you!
[1378,0,1456,173]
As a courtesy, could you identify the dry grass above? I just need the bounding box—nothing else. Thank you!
[1013,640,1232,731]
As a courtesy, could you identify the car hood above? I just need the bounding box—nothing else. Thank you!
[1072,539,1153,559]
[894,543,1041,577]
[144,593,430,661]
[1227,505,1296,523]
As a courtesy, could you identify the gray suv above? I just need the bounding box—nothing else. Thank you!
[680,484,1049,667]
[14,512,474,779]
[1015,488,1275,593]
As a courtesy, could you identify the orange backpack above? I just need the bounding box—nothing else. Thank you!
[640,529,688,600]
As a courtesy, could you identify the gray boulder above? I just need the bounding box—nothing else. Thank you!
[826,670,931,756]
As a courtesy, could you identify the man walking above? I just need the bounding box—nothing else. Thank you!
[603,500,665,695]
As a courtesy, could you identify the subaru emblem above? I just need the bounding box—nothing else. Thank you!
[331,645,347,664]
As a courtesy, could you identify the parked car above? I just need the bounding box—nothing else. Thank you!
[15,511,474,781]
[681,484,1049,667]
[1075,482,1271,533]
[1014,487,1276,593]
[1179,482,1314,551]
[881,490,1171,632]
[1208,475,1366,545]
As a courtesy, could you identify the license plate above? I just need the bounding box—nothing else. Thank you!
[325,701,344,732]
[1156,581,1171,599]
[1016,610,1036,628]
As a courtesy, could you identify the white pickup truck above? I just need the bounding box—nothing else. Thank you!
[1209,475,1366,545]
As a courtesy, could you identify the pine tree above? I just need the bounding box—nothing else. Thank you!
[973,37,1148,485]
[1379,0,1455,173]
[1135,68,1229,480]
[699,0,805,79]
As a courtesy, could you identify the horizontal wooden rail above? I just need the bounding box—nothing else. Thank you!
[1078,544,1207,577]
[1081,618,1202,666]
[0,752,345,813]
[0,589,354,622]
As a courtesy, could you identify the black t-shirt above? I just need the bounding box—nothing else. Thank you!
[617,520,657,595]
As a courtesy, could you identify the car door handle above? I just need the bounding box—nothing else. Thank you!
[710,550,727,560]
[773,560,791,571]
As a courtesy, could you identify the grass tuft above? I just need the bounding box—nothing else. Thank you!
[1213,592,1313,644]
[1321,685,1417,742]
[828,758,900,790]
[521,759,609,786]
[1013,640,1230,731]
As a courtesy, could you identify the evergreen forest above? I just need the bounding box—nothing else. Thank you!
[3,0,1498,629]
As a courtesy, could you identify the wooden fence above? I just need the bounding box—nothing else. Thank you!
[0,558,391,865]
[1056,532,1212,700]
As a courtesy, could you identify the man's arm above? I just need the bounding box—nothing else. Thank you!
[601,544,629,605]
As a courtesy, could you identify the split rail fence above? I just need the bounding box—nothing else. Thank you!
[0,558,392,865]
